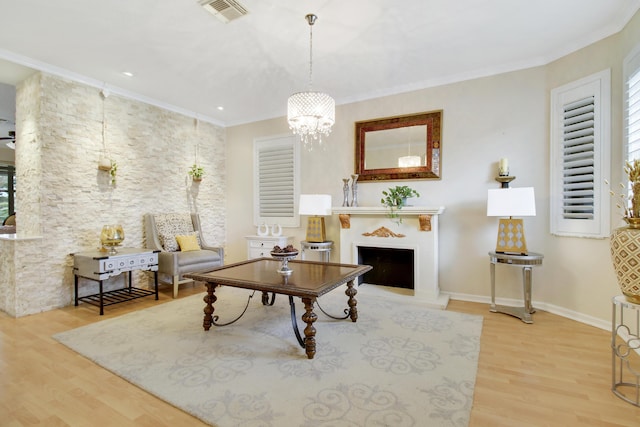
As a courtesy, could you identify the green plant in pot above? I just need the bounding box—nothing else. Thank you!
[381,185,420,224]
[189,164,204,181]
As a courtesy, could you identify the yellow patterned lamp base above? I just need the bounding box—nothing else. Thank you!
[306,216,327,243]
[495,218,528,255]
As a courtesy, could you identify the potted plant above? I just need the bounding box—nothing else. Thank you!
[188,164,204,181]
[109,160,117,185]
[381,185,420,224]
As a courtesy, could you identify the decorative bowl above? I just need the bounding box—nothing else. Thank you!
[270,250,298,276]
[270,250,299,258]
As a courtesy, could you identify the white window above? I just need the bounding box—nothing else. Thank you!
[625,45,640,164]
[253,134,300,228]
[550,69,611,238]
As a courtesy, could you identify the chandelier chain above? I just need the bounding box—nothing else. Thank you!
[308,22,313,90]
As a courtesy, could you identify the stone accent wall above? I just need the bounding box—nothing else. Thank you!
[1,72,226,317]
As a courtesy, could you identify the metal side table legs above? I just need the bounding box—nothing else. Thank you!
[489,251,543,324]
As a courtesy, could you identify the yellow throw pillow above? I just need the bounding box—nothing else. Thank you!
[176,234,201,252]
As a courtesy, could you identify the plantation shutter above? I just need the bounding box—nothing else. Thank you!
[253,135,300,227]
[561,96,595,220]
[627,67,640,161]
[550,69,610,238]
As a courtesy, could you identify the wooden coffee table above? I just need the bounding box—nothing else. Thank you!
[185,258,372,359]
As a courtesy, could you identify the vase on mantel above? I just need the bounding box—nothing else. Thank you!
[610,217,640,304]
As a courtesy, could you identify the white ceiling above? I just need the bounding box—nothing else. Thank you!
[0,0,638,127]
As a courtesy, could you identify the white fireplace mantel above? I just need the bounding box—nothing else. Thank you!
[332,206,445,216]
[332,205,448,308]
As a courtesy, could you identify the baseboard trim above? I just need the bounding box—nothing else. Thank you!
[445,292,610,331]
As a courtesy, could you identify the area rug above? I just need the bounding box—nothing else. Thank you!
[54,285,483,427]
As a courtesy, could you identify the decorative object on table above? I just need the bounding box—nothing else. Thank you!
[495,158,515,188]
[610,159,640,304]
[270,244,299,276]
[188,163,204,182]
[350,174,359,207]
[380,185,420,224]
[299,194,332,242]
[256,222,269,236]
[287,13,335,148]
[100,224,125,254]
[270,223,282,237]
[486,187,536,255]
[342,178,350,206]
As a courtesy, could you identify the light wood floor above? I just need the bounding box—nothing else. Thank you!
[1,282,640,426]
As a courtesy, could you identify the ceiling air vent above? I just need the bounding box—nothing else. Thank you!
[199,0,248,23]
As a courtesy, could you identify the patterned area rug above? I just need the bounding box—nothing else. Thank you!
[54,285,483,426]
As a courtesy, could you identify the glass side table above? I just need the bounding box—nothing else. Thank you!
[488,251,543,324]
[611,295,640,407]
[300,240,333,262]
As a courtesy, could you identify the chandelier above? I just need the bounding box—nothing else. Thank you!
[287,14,335,148]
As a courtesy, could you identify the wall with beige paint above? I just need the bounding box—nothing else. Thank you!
[226,11,640,326]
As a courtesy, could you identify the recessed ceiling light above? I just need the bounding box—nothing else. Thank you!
[122,71,134,77]
[217,106,224,111]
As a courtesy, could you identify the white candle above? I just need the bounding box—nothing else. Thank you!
[499,158,509,176]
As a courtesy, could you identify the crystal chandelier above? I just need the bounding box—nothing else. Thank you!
[287,14,335,148]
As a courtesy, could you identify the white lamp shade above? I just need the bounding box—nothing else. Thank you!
[487,187,536,217]
[299,194,332,216]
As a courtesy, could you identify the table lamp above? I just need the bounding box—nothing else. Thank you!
[299,194,332,242]
[487,187,536,255]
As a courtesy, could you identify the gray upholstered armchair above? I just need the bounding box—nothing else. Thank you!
[144,213,224,298]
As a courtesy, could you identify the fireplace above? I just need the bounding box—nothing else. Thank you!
[332,206,448,308]
[358,246,414,289]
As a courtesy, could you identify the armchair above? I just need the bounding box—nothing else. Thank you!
[144,213,224,298]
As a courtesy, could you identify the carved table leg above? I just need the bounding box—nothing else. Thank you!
[203,282,218,331]
[345,280,358,322]
[301,297,318,359]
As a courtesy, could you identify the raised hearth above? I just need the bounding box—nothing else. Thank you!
[332,206,448,308]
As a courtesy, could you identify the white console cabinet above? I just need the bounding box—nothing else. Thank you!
[245,235,293,259]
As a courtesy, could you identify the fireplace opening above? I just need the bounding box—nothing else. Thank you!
[357,246,414,289]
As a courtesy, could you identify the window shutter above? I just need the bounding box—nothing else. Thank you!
[627,66,640,161]
[257,144,294,218]
[550,69,610,238]
[253,135,300,227]
[561,96,595,220]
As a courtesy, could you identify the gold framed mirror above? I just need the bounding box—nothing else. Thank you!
[355,110,442,181]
